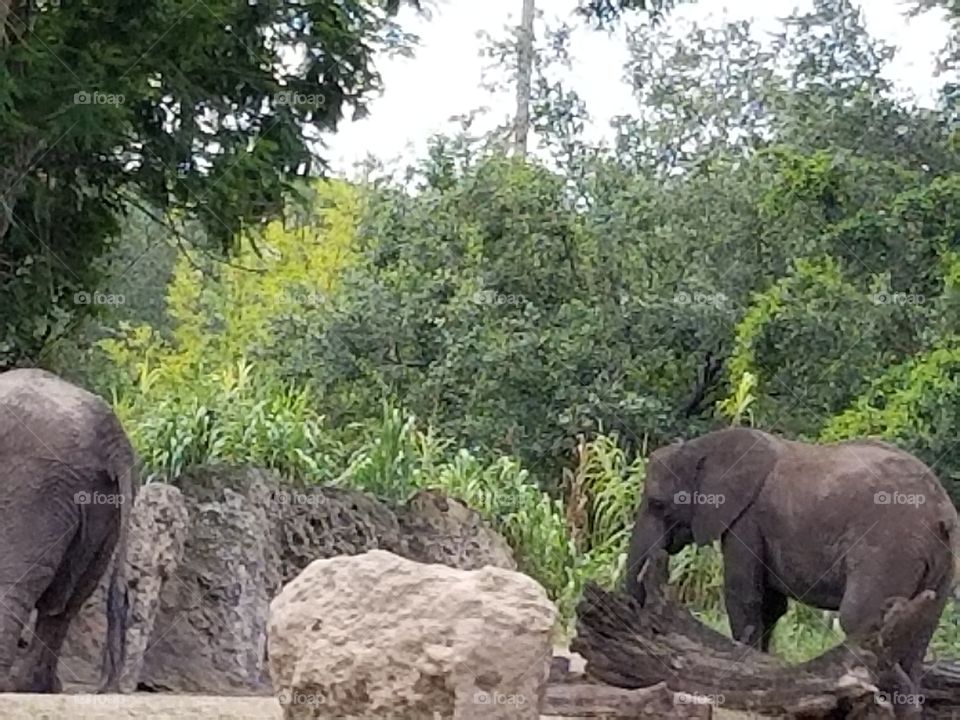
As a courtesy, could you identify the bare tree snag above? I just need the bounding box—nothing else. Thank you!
[567,551,953,719]
[542,680,711,718]
[513,0,535,156]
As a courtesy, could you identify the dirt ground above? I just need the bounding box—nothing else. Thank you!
[0,651,753,719]
[0,694,282,719]
[0,694,757,719]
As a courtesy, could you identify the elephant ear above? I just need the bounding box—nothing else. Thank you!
[688,428,778,545]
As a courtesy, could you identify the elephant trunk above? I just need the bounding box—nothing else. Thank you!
[624,504,668,604]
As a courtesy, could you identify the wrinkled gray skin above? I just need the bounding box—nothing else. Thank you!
[0,368,137,692]
[625,427,958,691]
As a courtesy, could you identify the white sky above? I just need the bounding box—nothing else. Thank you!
[325,0,952,176]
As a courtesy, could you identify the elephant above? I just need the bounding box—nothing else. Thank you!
[624,427,958,698]
[0,368,137,692]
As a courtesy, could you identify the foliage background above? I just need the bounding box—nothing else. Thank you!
[23,0,960,656]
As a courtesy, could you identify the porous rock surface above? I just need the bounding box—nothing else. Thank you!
[275,484,407,586]
[59,465,517,693]
[136,466,282,693]
[397,489,517,571]
[59,482,189,691]
[267,549,557,720]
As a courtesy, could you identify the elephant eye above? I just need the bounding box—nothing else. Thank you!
[647,498,665,512]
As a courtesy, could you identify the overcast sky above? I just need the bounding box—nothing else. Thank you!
[324,0,951,175]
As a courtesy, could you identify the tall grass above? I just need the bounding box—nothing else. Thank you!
[110,357,348,483]
[110,363,647,623]
[105,359,960,654]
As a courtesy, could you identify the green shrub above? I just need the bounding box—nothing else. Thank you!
[335,406,645,626]
[108,356,347,484]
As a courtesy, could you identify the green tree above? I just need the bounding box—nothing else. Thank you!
[578,0,687,25]
[0,0,420,367]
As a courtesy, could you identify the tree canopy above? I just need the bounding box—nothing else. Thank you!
[29,0,960,647]
[0,0,420,367]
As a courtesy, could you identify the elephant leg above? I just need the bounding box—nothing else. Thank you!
[721,523,768,649]
[0,592,40,691]
[0,513,79,690]
[838,557,927,639]
[759,589,787,652]
[839,557,930,716]
[898,573,950,690]
[24,493,119,693]
[21,615,71,693]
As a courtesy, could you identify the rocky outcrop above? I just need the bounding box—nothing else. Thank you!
[267,550,557,720]
[59,482,189,691]
[275,485,407,586]
[137,466,281,693]
[397,489,516,570]
[59,465,517,694]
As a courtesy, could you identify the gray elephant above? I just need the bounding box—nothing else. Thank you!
[625,427,957,693]
[0,368,137,692]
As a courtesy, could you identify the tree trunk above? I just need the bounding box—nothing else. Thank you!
[542,679,710,718]
[0,137,42,246]
[513,0,535,157]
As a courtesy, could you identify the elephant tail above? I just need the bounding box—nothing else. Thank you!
[950,519,960,594]
[98,435,140,694]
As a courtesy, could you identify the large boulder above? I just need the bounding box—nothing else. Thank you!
[59,464,519,694]
[59,482,189,691]
[275,485,407,586]
[267,549,557,720]
[136,466,282,693]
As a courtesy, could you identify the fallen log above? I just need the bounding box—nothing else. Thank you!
[913,660,960,719]
[569,552,942,719]
[542,681,711,718]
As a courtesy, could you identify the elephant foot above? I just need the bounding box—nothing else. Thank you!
[0,675,18,693]
[21,663,61,694]
[877,663,923,720]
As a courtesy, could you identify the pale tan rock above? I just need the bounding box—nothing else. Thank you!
[268,549,557,720]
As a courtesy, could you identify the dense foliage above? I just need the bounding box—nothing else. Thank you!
[0,0,421,367]
[29,0,960,654]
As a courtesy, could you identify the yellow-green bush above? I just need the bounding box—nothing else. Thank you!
[98,180,362,479]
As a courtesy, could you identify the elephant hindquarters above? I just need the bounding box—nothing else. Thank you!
[839,538,953,713]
